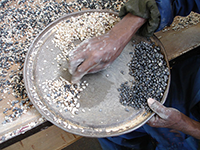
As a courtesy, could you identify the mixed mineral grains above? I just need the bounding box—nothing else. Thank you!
[42,77,88,115]
[51,12,119,115]
[0,0,127,124]
[162,11,200,32]
[118,41,169,112]
[53,12,120,57]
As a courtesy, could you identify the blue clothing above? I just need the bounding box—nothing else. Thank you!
[156,0,200,31]
[99,54,200,150]
[98,1,200,149]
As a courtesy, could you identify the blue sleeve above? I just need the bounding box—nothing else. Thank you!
[156,0,200,31]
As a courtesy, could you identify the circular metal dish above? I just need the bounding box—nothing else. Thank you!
[24,10,170,137]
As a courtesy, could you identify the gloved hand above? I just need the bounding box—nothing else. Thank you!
[147,98,182,129]
[68,13,146,83]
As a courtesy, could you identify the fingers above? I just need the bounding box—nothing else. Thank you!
[68,37,103,75]
[68,42,88,75]
[68,58,84,74]
[147,98,169,119]
[70,56,111,83]
[71,57,101,83]
[147,115,161,126]
[147,98,182,129]
[147,116,156,125]
[88,63,110,73]
[68,33,120,83]
[69,39,88,57]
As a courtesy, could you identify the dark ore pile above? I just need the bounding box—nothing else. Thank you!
[118,41,170,112]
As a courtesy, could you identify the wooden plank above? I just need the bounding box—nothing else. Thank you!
[155,19,200,61]
[3,125,81,150]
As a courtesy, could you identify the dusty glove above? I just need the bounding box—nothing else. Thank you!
[119,0,160,37]
[147,98,182,129]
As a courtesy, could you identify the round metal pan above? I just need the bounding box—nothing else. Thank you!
[24,9,170,137]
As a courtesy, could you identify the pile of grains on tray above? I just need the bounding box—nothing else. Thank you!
[0,0,127,125]
[53,12,120,57]
[51,12,120,115]
[42,77,88,115]
[118,41,169,112]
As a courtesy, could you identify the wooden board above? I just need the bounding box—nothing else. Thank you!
[3,125,81,150]
[155,19,200,61]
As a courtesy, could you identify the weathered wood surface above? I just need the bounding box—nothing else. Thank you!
[3,125,81,150]
[155,23,200,61]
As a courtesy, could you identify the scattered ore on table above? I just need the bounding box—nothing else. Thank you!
[0,0,127,124]
[118,41,170,112]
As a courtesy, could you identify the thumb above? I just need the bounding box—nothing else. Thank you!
[147,98,168,119]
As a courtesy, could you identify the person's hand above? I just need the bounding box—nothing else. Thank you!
[147,98,200,139]
[68,32,125,83]
[68,13,146,83]
[147,98,182,129]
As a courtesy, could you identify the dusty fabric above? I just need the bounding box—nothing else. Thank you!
[119,0,160,37]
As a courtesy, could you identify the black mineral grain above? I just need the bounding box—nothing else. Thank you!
[118,41,169,112]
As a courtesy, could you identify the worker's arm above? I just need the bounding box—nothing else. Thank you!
[68,0,200,83]
[68,13,146,83]
[68,0,160,83]
[147,98,200,139]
